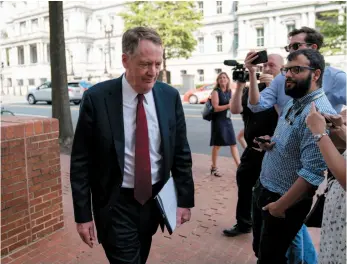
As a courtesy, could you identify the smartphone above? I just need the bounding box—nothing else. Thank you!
[255,137,271,144]
[252,50,268,65]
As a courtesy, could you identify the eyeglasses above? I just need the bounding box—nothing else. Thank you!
[284,42,313,52]
[281,66,316,76]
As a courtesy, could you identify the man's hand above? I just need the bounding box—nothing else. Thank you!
[176,208,191,227]
[244,51,258,73]
[253,135,275,151]
[76,221,96,248]
[259,73,273,87]
[262,201,286,218]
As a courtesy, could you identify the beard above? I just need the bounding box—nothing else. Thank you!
[285,74,312,99]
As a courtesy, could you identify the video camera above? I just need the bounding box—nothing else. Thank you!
[223,60,260,83]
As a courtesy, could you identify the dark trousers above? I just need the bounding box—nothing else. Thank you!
[235,147,265,229]
[101,182,163,264]
[252,180,313,264]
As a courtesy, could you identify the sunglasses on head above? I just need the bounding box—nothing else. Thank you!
[284,42,313,52]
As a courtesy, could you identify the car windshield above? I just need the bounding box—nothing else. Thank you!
[68,82,80,88]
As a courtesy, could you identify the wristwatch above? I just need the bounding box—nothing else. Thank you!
[313,132,328,142]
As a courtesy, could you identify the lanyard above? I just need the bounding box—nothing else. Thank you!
[285,92,324,125]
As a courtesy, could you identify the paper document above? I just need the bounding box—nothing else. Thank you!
[155,177,177,234]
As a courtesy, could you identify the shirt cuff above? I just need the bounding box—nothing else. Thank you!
[297,168,325,186]
[247,97,268,113]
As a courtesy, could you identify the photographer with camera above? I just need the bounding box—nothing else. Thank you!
[222,54,283,237]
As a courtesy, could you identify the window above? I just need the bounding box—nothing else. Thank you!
[216,1,222,14]
[198,1,203,14]
[40,78,47,84]
[30,44,38,63]
[197,69,204,82]
[28,79,35,86]
[44,16,49,30]
[286,24,295,34]
[20,21,26,35]
[198,37,204,53]
[256,28,264,47]
[31,18,38,32]
[6,48,10,66]
[215,68,222,75]
[47,44,50,62]
[216,36,223,52]
[17,79,23,86]
[17,46,24,65]
[180,70,187,75]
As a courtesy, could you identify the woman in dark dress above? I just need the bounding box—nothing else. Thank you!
[210,72,240,177]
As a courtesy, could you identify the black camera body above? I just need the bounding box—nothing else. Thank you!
[223,60,260,82]
[232,64,260,83]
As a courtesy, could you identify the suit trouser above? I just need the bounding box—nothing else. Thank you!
[101,183,163,264]
[252,180,313,264]
[235,147,265,229]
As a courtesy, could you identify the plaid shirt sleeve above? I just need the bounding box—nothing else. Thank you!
[297,126,326,186]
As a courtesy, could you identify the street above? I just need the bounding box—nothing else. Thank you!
[2,101,245,157]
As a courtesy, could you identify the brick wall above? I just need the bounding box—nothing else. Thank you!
[1,116,64,257]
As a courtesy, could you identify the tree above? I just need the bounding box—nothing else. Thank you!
[316,5,346,55]
[48,1,74,149]
[119,1,203,83]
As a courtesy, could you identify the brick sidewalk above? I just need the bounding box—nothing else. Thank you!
[2,153,321,264]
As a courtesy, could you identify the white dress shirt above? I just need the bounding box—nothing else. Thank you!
[121,75,162,188]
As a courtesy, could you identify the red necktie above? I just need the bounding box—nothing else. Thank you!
[134,94,152,205]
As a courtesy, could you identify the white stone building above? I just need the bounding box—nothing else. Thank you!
[0,0,345,95]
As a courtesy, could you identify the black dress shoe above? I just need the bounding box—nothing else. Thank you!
[223,224,251,237]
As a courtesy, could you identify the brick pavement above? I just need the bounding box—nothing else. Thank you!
[1,153,321,264]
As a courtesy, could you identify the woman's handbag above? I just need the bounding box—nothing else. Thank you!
[304,186,328,228]
[202,99,214,121]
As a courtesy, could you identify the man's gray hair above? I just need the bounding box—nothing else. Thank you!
[122,26,162,56]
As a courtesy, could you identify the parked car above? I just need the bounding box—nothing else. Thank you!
[183,83,215,104]
[26,81,91,105]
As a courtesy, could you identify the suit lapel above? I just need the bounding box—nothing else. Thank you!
[152,83,170,181]
[104,77,125,175]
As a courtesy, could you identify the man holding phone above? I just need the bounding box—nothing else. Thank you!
[224,54,283,237]
[245,41,338,264]
[247,26,346,264]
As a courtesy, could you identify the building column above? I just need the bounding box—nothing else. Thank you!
[308,11,315,28]
[238,19,245,50]
[301,12,308,27]
[269,16,276,47]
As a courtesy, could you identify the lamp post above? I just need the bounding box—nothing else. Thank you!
[67,49,74,76]
[1,62,4,95]
[104,49,108,74]
[104,24,113,69]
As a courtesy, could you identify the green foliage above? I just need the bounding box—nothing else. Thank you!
[119,1,203,61]
[316,8,346,55]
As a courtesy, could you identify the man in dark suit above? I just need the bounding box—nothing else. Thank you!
[70,26,194,264]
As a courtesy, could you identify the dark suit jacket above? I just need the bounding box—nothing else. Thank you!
[70,76,194,242]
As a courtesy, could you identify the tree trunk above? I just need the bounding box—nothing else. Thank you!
[49,1,74,149]
[162,49,167,83]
